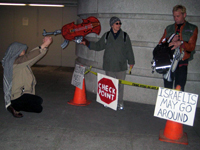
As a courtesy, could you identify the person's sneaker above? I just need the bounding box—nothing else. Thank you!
[118,106,124,110]
[117,104,124,110]
[104,105,108,108]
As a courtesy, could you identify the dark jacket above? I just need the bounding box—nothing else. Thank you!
[89,29,135,72]
[159,21,198,61]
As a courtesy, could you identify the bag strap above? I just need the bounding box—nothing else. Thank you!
[105,31,110,44]
[105,31,127,43]
[123,32,127,43]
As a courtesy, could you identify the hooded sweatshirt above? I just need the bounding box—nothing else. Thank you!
[2,42,47,108]
[2,42,27,108]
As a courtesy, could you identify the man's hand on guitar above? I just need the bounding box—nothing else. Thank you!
[80,38,90,47]
[80,41,86,45]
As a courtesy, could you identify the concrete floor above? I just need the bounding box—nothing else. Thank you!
[0,65,200,150]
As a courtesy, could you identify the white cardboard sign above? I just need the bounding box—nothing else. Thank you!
[154,87,198,126]
[71,64,85,89]
[97,73,119,111]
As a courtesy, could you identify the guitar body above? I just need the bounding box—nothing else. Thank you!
[61,16,101,41]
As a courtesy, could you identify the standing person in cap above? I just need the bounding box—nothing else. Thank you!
[159,5,198,91]
[80,16,135,110]
[2,36,53,118]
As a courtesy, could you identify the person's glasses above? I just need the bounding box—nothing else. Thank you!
[115,22,122,25]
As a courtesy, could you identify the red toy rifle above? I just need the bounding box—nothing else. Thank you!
[42,16,101,49]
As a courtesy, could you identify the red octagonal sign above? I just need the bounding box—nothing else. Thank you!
[98,78,117,104]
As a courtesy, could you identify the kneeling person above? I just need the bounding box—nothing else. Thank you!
[2,36,53,118]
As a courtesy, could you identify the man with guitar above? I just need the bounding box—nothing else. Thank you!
[81,16,135,110]
[159,5,198,91]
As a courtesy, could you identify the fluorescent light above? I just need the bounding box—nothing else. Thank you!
[28,4,64,7]
[0,3,65,7]
[0,3,26,6]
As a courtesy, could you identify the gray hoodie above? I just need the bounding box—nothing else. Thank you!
[2,42,27,108]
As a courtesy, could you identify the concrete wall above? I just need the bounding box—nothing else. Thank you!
[0,5,78,67]
[76,0,200,107]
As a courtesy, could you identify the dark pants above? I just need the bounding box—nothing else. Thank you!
[164,61,188,91]
[11,94,43,113]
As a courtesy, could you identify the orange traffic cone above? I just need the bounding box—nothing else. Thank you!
[159,85,188,145]
[68,78,91,106]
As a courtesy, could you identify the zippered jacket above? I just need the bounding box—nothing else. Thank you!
[89,29,135,72]
[11,47,48,100]
[159,21,198,61]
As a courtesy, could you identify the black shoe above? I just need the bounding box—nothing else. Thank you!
[117,106,124,110]
[7,105,23,118]
[117,104,124,110]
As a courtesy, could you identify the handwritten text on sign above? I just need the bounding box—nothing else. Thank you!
[71,64,85,89]
[154,87,198,126]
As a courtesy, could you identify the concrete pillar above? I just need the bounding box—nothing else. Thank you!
[76,0,200,107]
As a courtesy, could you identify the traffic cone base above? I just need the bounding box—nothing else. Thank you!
[68,99,91,106]
[158,85,188,145]
[163,120,184,140]
[159,129,188,145]
[68,78,91,106]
